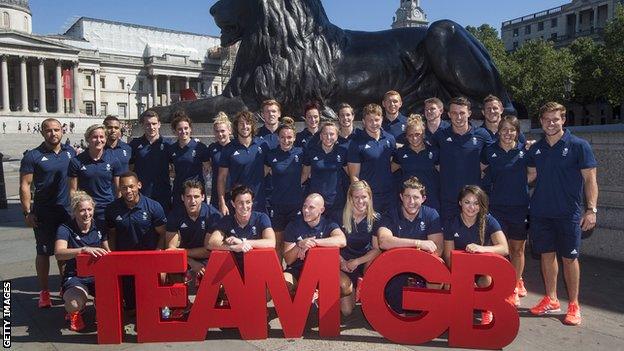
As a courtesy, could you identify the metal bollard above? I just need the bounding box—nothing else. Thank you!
[0,152,7,209]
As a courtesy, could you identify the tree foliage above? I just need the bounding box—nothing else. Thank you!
[569,37,606,105]
[602,3,624,105]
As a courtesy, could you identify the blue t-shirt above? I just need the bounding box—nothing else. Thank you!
[129,136,172,206]
[379,205,442,240]
[105,195,167,251]
[295,129,318,149]
[481,142,529,223]
[19,143,76,215]
[68,149,122,214]
[304,143,348,206]
[206,141,229,207]
[265,147,305,206]
[432,125,494,206]
[425,119,451,145]
[341,215,380,260]
[393,145,441,210]
[284,216,340,271]
[105,140,132,173]
[169,138,209,198]
[219,138,269,211]
[56,220,106,277]
[257,126,280,150]
[166,202,222,249]
[215,211,272,265]
[443,214,502,250]
[347,130,396,201]
[527,129,597,220]
[382,113,407,145]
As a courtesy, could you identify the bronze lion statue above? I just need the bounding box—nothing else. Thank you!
[154,0,513,121]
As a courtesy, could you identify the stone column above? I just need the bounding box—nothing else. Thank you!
[184,77,190,89]
[55,61,63,113]
[151,75,158,107]
[165,75,171,106]
[72,62,81,114]
[94,70,100,116]
[1,55,9,113]
[19,57,28,112]
[37,58,46,113]
[576,11,581,33]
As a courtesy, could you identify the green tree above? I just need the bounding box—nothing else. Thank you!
[506,39,575,119]
[569,37,606,105]
[465,24,512,81]
[602,3,624,105]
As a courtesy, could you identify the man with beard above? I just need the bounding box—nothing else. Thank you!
[105,172,167,312]
[104,115,132,172]
[20,118,76,308]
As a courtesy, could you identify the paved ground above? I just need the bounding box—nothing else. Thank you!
[1,133,624,350]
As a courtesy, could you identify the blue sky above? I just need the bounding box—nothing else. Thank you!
[31,0,566,37]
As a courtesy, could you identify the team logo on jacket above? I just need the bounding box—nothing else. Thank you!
[403,154,408,159]
[201,221,205,230]
[313,156,319,161]
[401,124,406,132]
[428,152,433,159]
[420,221,426,231]
[272,158,278,163]
[138,144,144,149]
[192,150,196,158]
[160,144,164,151]
[562,148,569,157]
[123,150,127,157]
[116,215,123,221]
[535,149,541,155]
[106,164,111,171]
[519,151,525,158]
[454,233,460,238]
[446,137,453,142]
[97,231,102,240]
[80,165,87,171]
[472,137,478,145]
[41,156,49,162]
[252,226,257,236]
[142,212,148,221]
[180,222,188,229]
[491,153,497,158]
[364,144,371,149]
[337,154,341,162]
[294,155,299,162]
[66,152,72,158]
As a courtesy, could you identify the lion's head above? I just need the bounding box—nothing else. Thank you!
[210,0,345,115]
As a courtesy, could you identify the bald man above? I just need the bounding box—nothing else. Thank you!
[282,194,346,292]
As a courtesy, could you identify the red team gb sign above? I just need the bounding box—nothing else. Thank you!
[76,248,519,349]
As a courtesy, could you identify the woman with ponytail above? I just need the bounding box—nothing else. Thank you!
[442,185,508,325]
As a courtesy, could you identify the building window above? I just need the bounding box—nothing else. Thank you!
[513,41,519,49]
[538,21,544,31]
[137,103,146,116]
[118,103,127,118]
[551,32,558,40]
[513,28,519,37]
[525,25,531,35]
[100,102,108,116]
[85,75,92,87]
[24,16,28,31]
[85,101,94,116]
[100,77,106,89]
[214,85,219,95]
[2,12,9,28]
[551,18,558,28]
[119,78,125,90]
[138,79,144,92]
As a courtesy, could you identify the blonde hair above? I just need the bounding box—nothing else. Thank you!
[277,116,297,135]
[342,180,379,235]
[540,101,566,119]
[84,124,105,141]
[213,111,232,131]
[70,191,95,216]
[458,185,489,246]
[406,114,425,133]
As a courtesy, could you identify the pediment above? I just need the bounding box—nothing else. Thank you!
[0,31,79,53]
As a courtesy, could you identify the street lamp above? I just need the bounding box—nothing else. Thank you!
[126,83,131,120]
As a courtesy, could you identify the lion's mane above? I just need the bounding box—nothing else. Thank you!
[223,0,346,113]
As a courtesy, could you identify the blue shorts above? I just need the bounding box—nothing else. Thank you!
[499,218,528,241]
[530,217,581,259]
[34,211,69,256]
[270,204,301,232]
[62,276,96,297]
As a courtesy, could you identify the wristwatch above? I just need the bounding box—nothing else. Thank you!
[586,207,598,214]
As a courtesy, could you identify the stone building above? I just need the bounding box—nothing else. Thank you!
[0,0,232,124]
[501,0,624,51]
[391,0,428,29]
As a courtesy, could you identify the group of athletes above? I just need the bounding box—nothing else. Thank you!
[19,90,598,333]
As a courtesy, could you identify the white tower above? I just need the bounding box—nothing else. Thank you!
[392,0,428,29]
[0,0,32,34]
